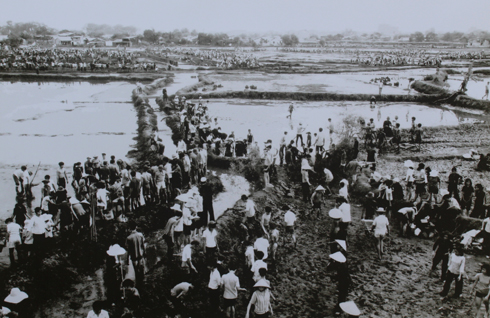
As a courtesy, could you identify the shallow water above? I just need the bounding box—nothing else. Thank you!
[201,99,487,149]
[0,81,138,164]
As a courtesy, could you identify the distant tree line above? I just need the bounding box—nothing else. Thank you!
[1,21,489,48]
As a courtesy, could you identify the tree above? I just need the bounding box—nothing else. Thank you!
[281,34,291,46]
[281,34,298,46]
[425,32,438,42]
[197,33,212,45]
[290,34,299,45]
[143,29,159,43]
[409,32,425,42]
[319,39,325,46]
[7,34,23,48]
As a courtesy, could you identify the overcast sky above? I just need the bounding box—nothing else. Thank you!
[1,0,488,34]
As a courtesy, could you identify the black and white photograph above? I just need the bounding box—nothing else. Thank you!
[0,0,490,317]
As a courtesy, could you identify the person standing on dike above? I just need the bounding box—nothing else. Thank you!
[199,177,215,224]
[288,103,294,119]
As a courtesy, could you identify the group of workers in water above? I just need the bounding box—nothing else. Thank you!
[0,46,144,72]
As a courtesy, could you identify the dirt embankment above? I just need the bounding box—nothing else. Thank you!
[411,80,490,111]
[175,73,215,95]
[127,76,175,165]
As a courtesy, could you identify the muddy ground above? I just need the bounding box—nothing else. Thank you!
[129,126,490,318]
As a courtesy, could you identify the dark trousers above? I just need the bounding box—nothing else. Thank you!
[203,201,215,222]
[33,234,45,257]
[441,271,463,297]
[295,134,303,147]
[431,252,449,280]
[206,247,217,265]
[448,188,460,203]
[208,288,220,312]
[279,145,286,165]
[164,235,174,263]
[301,182,310,202]
[316,145,324,153]
[337,282,349,306]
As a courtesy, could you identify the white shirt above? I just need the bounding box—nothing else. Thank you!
[484,218,490,233]
[406,168,414,182]
[7,223,22,239]
[208,268,221,289]
[30,215,47,235]
[182,244,192,263]
[96,189,108,208]
[202,228,218,248]
[447,253,465,275]
[251,259,268,280]
[339,203,351,223]
[199,149,208,165]
[315,132,325,146]
[182,207,193,226]
[177,140,187,153]
[245,246,255,265]
[222,272,241,299]
[449,198,461,210]
[373,215,389,235]
[284,211,296,226]
[254,237,270,259]
[245,200,256,218]
[87,310,109,318]
[175,217,184,232]
[121,169,131,186]
[339,186,348,201]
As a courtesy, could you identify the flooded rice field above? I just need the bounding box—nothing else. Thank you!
[196,99,488,148]
[0,81,138,164]
[202,69,490,99]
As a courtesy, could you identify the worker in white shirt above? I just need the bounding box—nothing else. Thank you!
[207,261,222,313]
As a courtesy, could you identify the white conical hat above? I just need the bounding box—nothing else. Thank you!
[107,244,126,257]
[315,185,325,191]
[339,301,361,316]
[329,251,346,263]
[170,204,182,212]
[328,208,343,219]
[253,279,271,288]
[4,288,28,304]
[335,239,347,251]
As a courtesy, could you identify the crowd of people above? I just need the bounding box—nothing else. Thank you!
[4,85,490,318]
[150,47,261,69]
[0,46,157,72]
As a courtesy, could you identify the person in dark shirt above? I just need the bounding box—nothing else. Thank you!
[12,199,27,227]
[98,161,110,184]
[471,184,487,219]
[461,178,474,215]
[247,129,254,145]
[199,177,215,224]
[431,232,452,280]
[447,167,462,203]
[362,192,377,220]
[383,117,392,136]
[72,162,83,183]
[366,145,376,164]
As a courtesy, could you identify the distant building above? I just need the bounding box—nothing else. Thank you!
[56,36,73,46]
[469,39,490,47]
[113,37,135,47]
